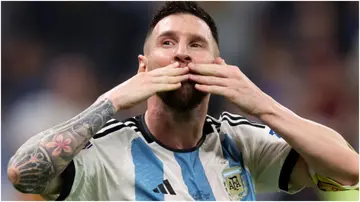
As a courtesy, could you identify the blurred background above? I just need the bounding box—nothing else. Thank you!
[1,1,358,201]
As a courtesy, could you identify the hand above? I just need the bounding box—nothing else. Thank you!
[100,62,189,111]
[188,58,274,116]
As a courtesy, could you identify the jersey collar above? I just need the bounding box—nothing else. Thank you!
[135,114,215,153]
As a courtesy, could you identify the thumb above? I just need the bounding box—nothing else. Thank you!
[215,57,227,65]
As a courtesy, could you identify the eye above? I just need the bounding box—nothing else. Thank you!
[163,40,174,46]
[190,43,202,48]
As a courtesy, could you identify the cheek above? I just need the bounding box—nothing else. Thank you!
[147,49,174,70]
[191,52,215,64]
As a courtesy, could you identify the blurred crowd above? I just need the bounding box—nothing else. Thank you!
[1,1,358,201]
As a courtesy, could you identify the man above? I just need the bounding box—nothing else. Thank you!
[7,2,358,201]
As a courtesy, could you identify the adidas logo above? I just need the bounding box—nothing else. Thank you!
[153,179,176,195]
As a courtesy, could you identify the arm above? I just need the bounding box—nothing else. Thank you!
[7,61,188,195]
[259,103,359,186]
[188,57,358,189]
[7,99,115,194]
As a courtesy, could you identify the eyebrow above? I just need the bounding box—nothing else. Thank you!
[157,30,209,44]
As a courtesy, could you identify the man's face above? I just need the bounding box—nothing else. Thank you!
[143,14,217,112]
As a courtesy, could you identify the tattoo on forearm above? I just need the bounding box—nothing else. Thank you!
[7,99,116,194]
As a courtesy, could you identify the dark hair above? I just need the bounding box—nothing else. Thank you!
[146,1,219,47]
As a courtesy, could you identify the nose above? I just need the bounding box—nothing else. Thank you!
[174,43,191,64]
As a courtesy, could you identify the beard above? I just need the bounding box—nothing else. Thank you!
[157,80,207,112]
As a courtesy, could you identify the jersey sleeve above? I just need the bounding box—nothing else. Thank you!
[220,112,304,194]
[41,140,106,201]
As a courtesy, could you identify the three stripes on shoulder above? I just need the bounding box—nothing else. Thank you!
[219,111,265,128]
[94,112,265,139]
[94,117,139,139]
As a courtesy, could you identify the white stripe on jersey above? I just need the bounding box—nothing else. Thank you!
[96,122,124,134]
[105,118,118,125]
[124,121,136,126]
[222,117,263,126]
[221,112,265,128]
[206,116,221,132]
[124,120,143,136]
[96,119,137,135]
[149,144,194,200]
[221,111,245,118]
[198,133,229,200]
[206,115,221,124]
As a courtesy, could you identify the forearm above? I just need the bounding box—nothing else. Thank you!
[7,99,116,194]
[260,101,359,186]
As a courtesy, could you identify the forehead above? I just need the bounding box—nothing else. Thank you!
[151,13,213,41]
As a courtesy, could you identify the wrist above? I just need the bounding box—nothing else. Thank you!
[97,93,120,112]
[256,94,278,119]
[258,98,294,126]
[108,95,120,112]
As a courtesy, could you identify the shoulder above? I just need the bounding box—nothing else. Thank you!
[219,111,266,129]
[79,116,143,151]
[93,116,141,139]
[209,111,281,140]
[206,111,266,131]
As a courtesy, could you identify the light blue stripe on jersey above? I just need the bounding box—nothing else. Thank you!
[131,137,164,201]
[174,150,216,201]
[221,134,256,201]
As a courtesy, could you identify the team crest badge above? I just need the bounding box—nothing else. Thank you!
[222,166,248,200]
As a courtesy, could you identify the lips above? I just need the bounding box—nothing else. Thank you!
[178,63,188,68]
[178,62,199,76]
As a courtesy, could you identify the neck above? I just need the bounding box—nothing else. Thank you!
[145,95,209,150]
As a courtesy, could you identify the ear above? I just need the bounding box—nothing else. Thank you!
[138,55,148,73]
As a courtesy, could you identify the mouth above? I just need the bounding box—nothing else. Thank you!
[178,63,188,68]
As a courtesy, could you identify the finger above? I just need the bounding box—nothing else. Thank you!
[161,66,189,76]
[150,62,179,75]
[215,57,227,65]
[151,65,189,77]
[163,61,180,69]
[152,74,189,84]
[189,74,228,87]
[194,84,232,97]
[165,61,180,68]
[188,63,228,77]
[155,83,182,92]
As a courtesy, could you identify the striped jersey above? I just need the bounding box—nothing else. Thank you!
[44,111,304,201]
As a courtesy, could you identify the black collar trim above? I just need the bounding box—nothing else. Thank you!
[135,114,215,153]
